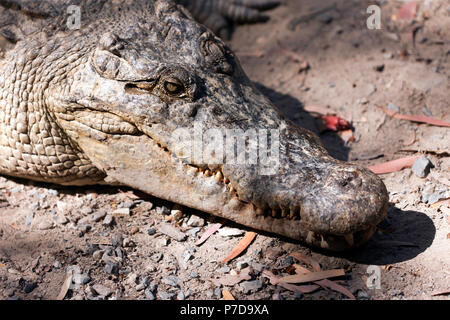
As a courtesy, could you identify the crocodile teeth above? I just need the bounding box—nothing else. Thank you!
[306,231,315,243]
[271,209,278,218]
[204,169,212,176]
[281,208,287,218]
[289,209,296,219]
[215,171,223,182]
[344,233,354,247]
[229,185,235,193]
[255,208,264,216]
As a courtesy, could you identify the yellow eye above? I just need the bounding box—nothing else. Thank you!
[164,80,184,95]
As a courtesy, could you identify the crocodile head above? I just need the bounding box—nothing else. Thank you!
[47,1,388,251]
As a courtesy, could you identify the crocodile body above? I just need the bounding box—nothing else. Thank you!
[0,0,388,251]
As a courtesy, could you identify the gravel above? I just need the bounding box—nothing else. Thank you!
[158,223,187,242]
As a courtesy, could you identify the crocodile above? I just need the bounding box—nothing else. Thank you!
[0,0,388,251]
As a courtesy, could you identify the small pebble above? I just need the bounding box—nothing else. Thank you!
[412,156,432,178]
[92,284,112,297]
[158,223,187,242]
[102,215,114,227]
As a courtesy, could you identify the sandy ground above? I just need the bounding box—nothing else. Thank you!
[0,0,449,300]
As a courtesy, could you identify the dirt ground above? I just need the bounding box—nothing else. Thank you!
[0,0,449,300]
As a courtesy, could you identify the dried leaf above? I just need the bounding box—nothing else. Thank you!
[319,115,351,132]
[222,231,257,263]
[222,289,235,300]
[368,155,420,174]
[290,252,321,272]
[57,270,73,300]
[431,290,450,297]
[379,106,450,127]
[262,270,320,294]
[315,279,355,299]
[303,105,334,116]
[278,269,345,284]
[195,223,222,246]
[212,268,251,286]
[398,1,417,20]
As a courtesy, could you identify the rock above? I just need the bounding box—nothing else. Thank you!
[92,284,112,297]
[249,262,266,273]
[239,280,263,294]
[214,288,222,298]
[91,210,107,222]
[122,238,136,247]
[186,215,205,227]
[170,209,183,220]
[55,215,69,225]
[151,253,163,263]
[147,228,156,236]
[280,256,294,267]
[374,64,385,72]
[177,291,185,300]
[130,226,139,235]
[356,290,370,299]
[148,281,158,293]
[77,224,91,235]
[144,289,155,300]
[67,265,81,275]
[161,276,180,287]
[125,273,138,286]
[158,223,187,242]
[53,261,62,269]
[102,214,114,227]
[217,227,245,237]
[156,206,170,215]
[187,227,201,237]
[111,233,124,247]
[104,262,119,275]
[136,283,146,291]
[37,220,54,230]
[412,156,432,178]
[264,248,284,260]
[217,266,230,273]
[236,260,249,270]
[73,273,91,285]
[92,250,104,260]
[157,291,175,300]
[23,281,38,294]
[189,271,199,279]
[387,102,400,113]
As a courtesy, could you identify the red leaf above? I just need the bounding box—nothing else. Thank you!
[379,106,450,127]
[320,115,351,131]
[195,223,222,246]
[222,231,257,263]
[398,2,417,20]
[368,155,420,174]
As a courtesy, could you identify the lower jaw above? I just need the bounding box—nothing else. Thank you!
[78,134,380,252]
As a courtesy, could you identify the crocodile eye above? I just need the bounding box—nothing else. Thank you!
[163,79,184,96]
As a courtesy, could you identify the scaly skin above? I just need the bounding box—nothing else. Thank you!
[0,0,388,251]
